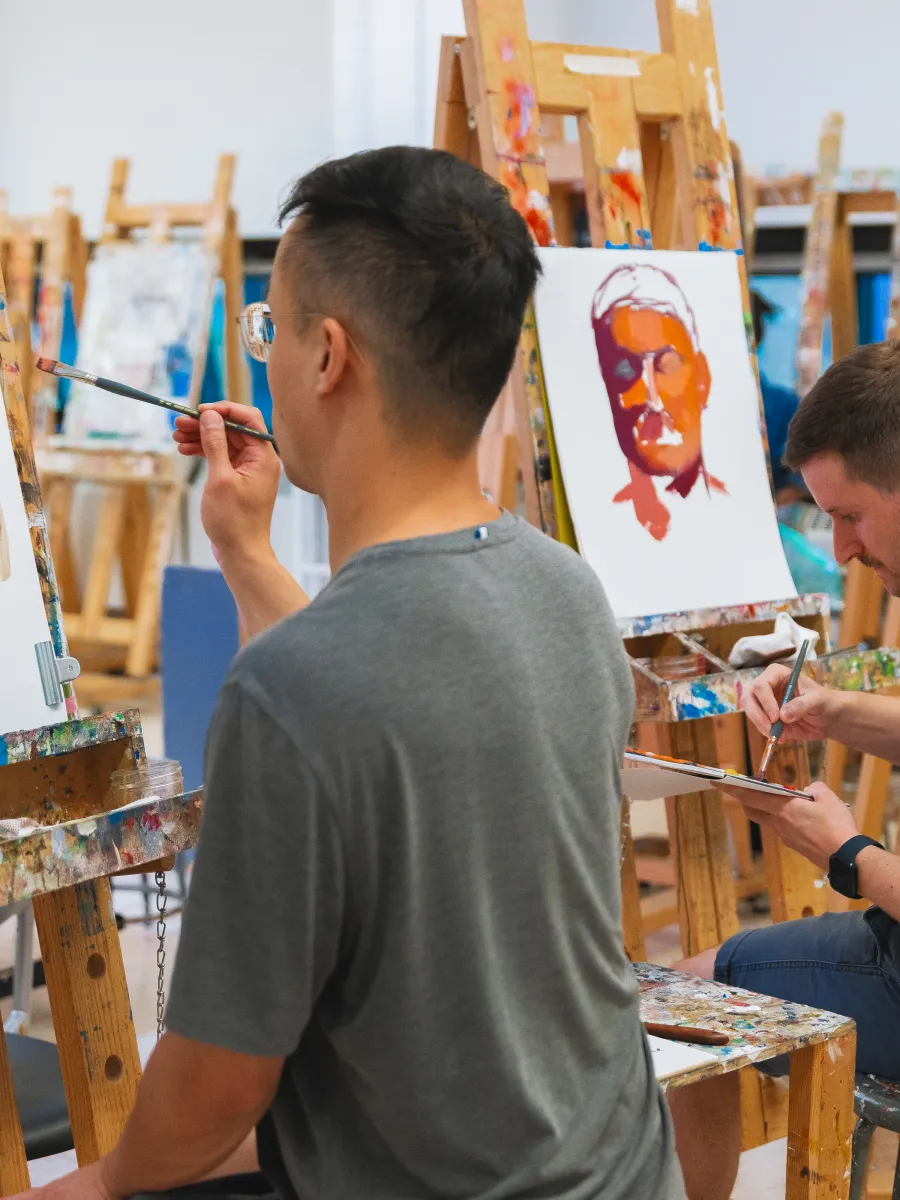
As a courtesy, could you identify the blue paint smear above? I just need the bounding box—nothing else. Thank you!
[677,684,731,721]
[698,241,744,255]
[0,741,7,767]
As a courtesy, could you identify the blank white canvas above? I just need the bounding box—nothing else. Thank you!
[64,241,216,444]
[647,1035,720,1082]
[0,390,66,736]
[534,248,797,620]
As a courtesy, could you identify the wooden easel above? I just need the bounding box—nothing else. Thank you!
[0,261,200,1192]
[0,187,87,434]
[436,5,831,952]
[37,155,247,708]
[438,5,858,1188]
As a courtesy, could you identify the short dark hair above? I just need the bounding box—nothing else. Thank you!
[277,146,541,453]
[785,341,900,490]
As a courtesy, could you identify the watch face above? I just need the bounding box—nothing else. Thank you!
[829,857,857,899]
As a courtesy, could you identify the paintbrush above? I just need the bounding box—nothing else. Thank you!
[35,358,278,450]
[756,636,811,780]
[644,1022,730,1047]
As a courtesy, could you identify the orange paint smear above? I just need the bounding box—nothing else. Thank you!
[500,163,554,247]
[610,171,644,210]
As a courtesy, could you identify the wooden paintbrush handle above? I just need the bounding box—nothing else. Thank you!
[644,1021,729,1047]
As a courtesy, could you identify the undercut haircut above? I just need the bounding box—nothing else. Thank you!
[277,146,541,454]
[785,341,900,490]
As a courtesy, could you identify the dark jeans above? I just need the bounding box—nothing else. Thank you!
[132,1175,281,1200]
[715,908,900,1078]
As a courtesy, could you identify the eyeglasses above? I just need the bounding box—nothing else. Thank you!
[237,301,364,363]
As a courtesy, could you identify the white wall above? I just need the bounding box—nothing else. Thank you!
[3,0,332,237]
[3,0,629,240]
[573,0,900,174]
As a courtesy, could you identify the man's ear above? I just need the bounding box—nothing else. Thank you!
[317,318,352,396]
[695,350,711,409]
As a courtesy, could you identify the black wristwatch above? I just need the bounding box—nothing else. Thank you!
[828,834,885,900]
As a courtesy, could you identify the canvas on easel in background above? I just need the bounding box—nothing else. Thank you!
[0,187,87,437]
[35,155,248,708]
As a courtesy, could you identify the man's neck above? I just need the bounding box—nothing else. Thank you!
[322,448,501,574]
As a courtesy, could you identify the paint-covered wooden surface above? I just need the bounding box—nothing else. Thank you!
[796,112,844,397]
[460,2,563,540]
[786,1032,855,1200]
[626,594,831,722]
[656,0,740,254]
[0,789,202,906]
[638,963,855,1090]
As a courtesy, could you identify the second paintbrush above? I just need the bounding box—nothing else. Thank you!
[35,358,278,451]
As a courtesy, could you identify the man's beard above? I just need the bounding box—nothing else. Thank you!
[858,554,886,571]
[857,553,900,597]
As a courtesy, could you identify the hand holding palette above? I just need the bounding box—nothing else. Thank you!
[622,749,806,803]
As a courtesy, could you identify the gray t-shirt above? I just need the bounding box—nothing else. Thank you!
[166,512,685,1200]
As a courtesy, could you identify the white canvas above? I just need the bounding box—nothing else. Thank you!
[0,388,66,736]
[534,248,797,620]
[64,241,216,444]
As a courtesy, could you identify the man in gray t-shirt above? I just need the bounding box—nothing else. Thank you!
[53,148,686,1200]
[167,511,683,1199]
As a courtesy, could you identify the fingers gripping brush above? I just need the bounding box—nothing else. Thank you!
[756,637,811,780]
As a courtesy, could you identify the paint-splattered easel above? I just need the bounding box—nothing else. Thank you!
[435,2,833,950]
[36,156,247,710]
[0,263,201,1194]
[435,4,859,1190]
[0,187,87,436]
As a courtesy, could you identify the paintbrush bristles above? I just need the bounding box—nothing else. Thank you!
[35,358,95,384]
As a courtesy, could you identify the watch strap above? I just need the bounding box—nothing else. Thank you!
[832,834,885,864]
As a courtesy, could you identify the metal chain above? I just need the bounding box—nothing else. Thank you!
[155,871,167,1041]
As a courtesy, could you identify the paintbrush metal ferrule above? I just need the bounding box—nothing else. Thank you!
[756,736,777,780]
[35,358,97,385]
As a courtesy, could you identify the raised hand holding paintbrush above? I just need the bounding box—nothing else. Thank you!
[755,638,813,778]
[171,402,283,564]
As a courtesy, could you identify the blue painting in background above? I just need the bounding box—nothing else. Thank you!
[55,273,274,429]
[202,274,273,429]
[243,275,273,430]
[752,271,890,392]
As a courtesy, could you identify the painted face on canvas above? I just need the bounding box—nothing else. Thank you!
[591,263,725,542]
[802,452,900,596]
[597,305,710,476]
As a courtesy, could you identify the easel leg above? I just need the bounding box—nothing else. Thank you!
[34,879,141,1163]
[786,1032,855,1199]
[620,799,647,962]
[125,484,182,678]
[665,719,741,956]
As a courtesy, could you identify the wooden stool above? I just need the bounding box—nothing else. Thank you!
[639,964,856,1198]
[850,1074,900,1200]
